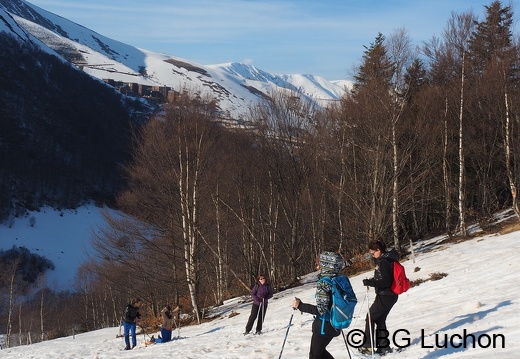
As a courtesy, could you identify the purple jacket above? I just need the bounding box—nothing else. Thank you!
[251,281,273,305]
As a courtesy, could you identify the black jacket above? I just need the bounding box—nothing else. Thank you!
[123,304,141,323]
[365,248,399,296]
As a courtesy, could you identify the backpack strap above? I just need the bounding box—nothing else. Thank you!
[317,276,333,335]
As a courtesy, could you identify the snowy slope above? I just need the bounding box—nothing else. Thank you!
[0,206,519,358]
[0,205,115,290]
[0,0,350,120]
[0,7,58,57]
[0,8,31,40]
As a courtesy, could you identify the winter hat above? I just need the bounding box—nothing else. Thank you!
[319,251,344,275]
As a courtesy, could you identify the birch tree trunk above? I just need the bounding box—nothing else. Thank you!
[18,302,22,346]
[266,180,279,285]
[40,290,44,342]
[178,147,201,323]
[458,52,467,236]
[443,96,452,233]
[212,185,226,304]
[504,91,520,219]
[6,259,20,348]
[392,117,399,249]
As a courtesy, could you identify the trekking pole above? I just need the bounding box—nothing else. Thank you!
[278,307,296,359]
[366,288,375,358]
[254,300,261,325]
[341,330,353,359]
[260,298,265,331]
[138,323,152,341]
[172,315,179,339]
[177,308,181,339]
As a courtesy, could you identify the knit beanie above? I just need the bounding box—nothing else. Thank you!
[319,251,344,276]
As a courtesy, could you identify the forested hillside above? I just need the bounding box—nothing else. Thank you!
[0,33,151,220]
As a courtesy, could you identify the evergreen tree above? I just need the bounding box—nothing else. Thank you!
[469,1,515,74]
[352,32,394,96]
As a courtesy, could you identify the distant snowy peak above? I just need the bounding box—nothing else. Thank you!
[2,0,148,72]
[1,0,350,120]
[211,62,350,103]
[213,62,281,83]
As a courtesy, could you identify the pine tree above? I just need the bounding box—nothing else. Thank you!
[469,1,515,73]
[352,32,394,96]
[469,1,520,220]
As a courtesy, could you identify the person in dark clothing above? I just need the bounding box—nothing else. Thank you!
[292,251,344,359]
[359,239,399,356]
[244,274,274,335]
[122,298,142,350]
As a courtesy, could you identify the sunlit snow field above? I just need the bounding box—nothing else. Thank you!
[1,206,519,358]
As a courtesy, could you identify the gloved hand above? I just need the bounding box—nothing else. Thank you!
[363,278,372,287]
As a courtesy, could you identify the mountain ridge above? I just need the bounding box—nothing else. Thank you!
[0,0,350,120]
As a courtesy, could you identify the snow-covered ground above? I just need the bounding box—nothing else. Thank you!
[1,206,518,358]
[0,205,113,290]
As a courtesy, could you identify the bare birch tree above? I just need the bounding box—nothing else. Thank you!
[443,11,475,236]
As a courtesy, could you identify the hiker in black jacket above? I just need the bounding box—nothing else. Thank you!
[359,239,399,356]
[122,298,142,350]
[292,251,344,359]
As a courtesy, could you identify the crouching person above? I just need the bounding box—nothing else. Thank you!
[159,305,179,342]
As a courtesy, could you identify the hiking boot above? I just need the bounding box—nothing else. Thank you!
[377,347,393,355]
[358,347,374,355]
[124,346,131,350]
[255,330,262,335]
[243,331,250,335]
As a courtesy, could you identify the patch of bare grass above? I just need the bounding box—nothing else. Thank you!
[411,272,448,288]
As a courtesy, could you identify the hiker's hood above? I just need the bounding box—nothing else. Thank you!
[382,248,400,262]
[319,251,344,276]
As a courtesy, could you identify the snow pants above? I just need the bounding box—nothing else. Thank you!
[363,293,398,349]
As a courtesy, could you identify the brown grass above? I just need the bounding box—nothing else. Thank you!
[499,220,520,235]
[411,272,448,288]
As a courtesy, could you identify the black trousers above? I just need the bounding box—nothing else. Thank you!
[308,316,341,359]
[245,302,267,332]
[363,294,398,349]
[309,331,335,359]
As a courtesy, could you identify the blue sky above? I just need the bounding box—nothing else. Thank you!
[27,0,498,80]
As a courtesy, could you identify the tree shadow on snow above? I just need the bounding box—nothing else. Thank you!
[434,300,511,333]
[417,300,511,358]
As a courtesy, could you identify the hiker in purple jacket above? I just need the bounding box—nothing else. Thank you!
[244,274,274,335]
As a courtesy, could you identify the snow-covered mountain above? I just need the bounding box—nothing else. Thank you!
[0,0,350,120]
